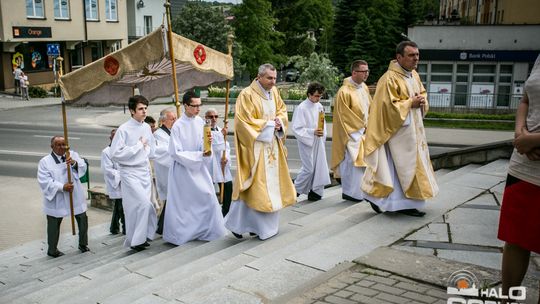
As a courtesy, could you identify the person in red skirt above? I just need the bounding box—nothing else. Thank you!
[498,55,540,304]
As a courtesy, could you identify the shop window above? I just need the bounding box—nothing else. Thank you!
[85,0,98,20]
[417,64,427,73]
[91,42,103,62]
[454,84,468,106]
[105,0,118,21]
[499,75,511,83]
[497,85,511,107]
[70,44,84,69]
[27,0,45,18]
[54,0,70,19]
[431,64,453,73]
[14,42,53,72]
[431,75,452,82]
[456,75,468,82]
[457,64,469,74]
[500,64,512,74]
[473,64,495,74]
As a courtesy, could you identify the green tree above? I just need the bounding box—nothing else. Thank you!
[171,2,231,53]
[288,52,342,95]
[232,0,284,78]
[271,0,334,56]
[331,0,363,73]
[402,0,439,28]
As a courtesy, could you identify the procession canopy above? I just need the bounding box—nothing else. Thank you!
[59,27,234,105]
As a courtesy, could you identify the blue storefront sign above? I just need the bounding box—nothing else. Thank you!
[422,49,539,62]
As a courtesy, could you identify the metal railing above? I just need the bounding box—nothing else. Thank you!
[427,92,522,113]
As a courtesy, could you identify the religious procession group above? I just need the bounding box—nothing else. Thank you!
[37,40,438,258]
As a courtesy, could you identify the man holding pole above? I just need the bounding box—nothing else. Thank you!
[205,108,233,216]
[37,136,89,257]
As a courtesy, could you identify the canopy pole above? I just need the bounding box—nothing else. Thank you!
[220,34,234,204]
[164,0,181,117]
[58,56,76,236]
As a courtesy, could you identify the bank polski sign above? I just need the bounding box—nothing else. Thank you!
[446,270,527,304]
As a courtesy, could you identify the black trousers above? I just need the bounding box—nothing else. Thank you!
[47,212,88,254]
[156,200,166,235]
[220,181,233,217]
[109,198,125,234]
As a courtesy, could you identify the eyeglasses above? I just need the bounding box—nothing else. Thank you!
[206,115,218,119]
[187,104,202,108]
[354,70,370,73]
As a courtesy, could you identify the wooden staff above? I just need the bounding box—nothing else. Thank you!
[164,0,181,117]
[58,56,76,235]
[220,34,234,203]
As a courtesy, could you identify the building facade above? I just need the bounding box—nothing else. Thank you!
[408,25,540,112]
[439,0,540,25]
[0,0,128,91]
[127,0,167,43]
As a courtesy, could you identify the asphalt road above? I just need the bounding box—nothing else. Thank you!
[0,105,456,185]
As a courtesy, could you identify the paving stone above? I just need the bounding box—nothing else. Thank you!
[333,290,353,298]
[463,193,499,206]
[449,172,505,190]
[490,182,505,205]
[345,285,379,297]
[326,279,348,290]
[426,288,450,299]
[355,280,376,287]
[445,207,500,227]
[337,275,360,285]
[363,275,398,286]
[394,281,429,293]
[473,159,509,178]
[436,249,502,270]
[349,272,368,280]
[370,283,406,295]
[449,223,503,247]
[405,223,449,242]
[392,245,435,256]
[350,294,390,304]
[324,295,356,304]
[401,291,438,303]
[361,268,392,277]
[375,292,409,304]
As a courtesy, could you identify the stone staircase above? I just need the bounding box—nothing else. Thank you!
[0,160,511,304]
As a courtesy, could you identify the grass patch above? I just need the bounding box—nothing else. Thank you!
[423,119,514,130]
[426,112,515,121]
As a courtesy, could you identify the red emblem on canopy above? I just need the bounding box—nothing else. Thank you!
[193,45,206,65]
[104,56,119,76]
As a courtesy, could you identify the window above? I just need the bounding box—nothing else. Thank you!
[54,0,70,19]
[105,0,118,21]
[27,0,44,18]
[70,44,84,69]
[144,16,153,35]
[85,0,98,20]
[91,42,103,62]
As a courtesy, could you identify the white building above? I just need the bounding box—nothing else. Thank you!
[127,0,167,42]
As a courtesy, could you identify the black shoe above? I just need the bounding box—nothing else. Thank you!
[47,250,65,258]
[307,190,322,201]
[110,230,120,235]
[342,194,361,202]
[79,245,90,253]
[249,232,258,237]
[365,199,382,214]
[232,232,243,239]
[142,241,150,247]
[130,244,146,251]
[397,209,426,217]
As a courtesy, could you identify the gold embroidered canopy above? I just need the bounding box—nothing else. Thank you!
[59,27,233,105]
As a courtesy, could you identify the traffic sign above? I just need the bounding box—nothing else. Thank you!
[47,43,60,56]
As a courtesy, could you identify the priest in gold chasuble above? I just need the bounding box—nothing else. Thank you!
[361,41,438,217]
[224,64,296,240]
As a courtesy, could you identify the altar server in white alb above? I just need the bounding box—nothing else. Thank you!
[101,128,125,235]
[163,91,226,246]
[204,108,233,216]
[110,95,157,251]
[38,136,89,258]
[153,107,177,234]
[291,82,331,201]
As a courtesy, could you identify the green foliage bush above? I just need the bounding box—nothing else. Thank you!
[425,112,515,121]
[207,86,241,98]
[28,86,47,98]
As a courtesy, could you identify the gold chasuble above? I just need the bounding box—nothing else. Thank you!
[331,77,372,178]
[362,61,438,200]
[232,80,297,212]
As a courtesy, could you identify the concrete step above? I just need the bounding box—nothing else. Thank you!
[436,163,481,185]
[21,238,174,304]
